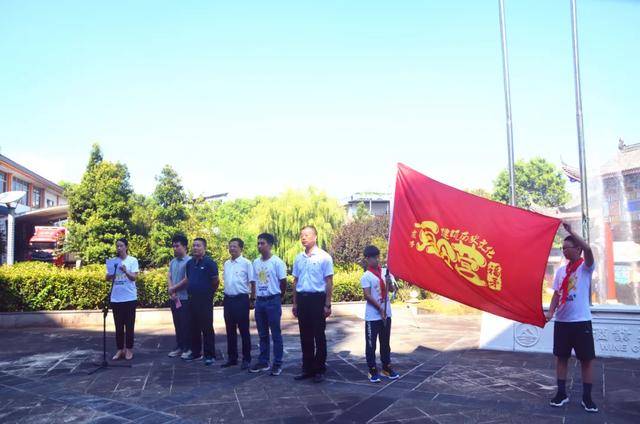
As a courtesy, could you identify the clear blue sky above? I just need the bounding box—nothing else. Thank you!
[0,0,637,199]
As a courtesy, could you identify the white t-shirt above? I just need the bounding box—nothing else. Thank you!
[110,256,140,303]
[552,261,595,322]
[292,246,334,293]
[223,256,254,296]
[360,267,394,321]
[252,255,287,297]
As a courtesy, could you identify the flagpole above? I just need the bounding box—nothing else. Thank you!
[570,0,590,243]
[498,0,516,207]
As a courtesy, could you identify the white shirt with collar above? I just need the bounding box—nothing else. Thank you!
[223,255,254,296]
[293,246,334,293]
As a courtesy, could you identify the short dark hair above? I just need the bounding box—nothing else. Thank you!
[229,238,244,249]
[258,233,275,246]
[563,235,580,248]
[363,245,380,258]
[301,225,317,236]
[171,234,188,247]
[194,237,207,247]
[116,238,129,248]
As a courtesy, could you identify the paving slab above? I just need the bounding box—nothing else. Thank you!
[0,313,638,423]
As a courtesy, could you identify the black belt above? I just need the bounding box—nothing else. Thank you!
[224,293,249,299]
[297,291,326,297]
[256,294,279,301]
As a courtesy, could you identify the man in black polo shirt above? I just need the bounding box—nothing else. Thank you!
[183,237,219,366]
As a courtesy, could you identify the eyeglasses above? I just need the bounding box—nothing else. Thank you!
[562,246,579,250]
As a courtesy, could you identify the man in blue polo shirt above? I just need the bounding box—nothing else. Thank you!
[292,225,334,383]
[184,237,219,366]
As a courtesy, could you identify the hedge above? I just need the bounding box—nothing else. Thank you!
[0,262,364,312]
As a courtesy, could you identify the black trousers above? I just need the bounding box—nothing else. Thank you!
[297,292,327,375]
[365,318,391,368]
[189,294,215,359]
[112,300,136,350]
[223,294,252,363]
[170,298,191,351]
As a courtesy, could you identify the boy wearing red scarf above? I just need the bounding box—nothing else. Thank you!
[361,245,400,383]
[546,222,597,413]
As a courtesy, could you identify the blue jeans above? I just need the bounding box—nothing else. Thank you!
[255,296,283,366]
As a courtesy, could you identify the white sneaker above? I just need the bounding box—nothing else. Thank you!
[180,350,192,360]
[168,348,182,358]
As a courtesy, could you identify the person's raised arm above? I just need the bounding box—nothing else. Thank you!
[563,222,594,268]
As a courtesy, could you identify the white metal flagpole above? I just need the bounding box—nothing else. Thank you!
[570,0,590,243]
[498,0,517,207]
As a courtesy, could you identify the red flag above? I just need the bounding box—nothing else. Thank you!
[387,163,560,327]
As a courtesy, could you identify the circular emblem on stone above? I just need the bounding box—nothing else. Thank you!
[515,324,541,347]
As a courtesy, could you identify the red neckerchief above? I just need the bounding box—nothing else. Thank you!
[368,266,386,301]
[560,258,584,305]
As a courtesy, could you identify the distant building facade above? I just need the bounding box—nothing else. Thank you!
[0,154,68,263]
[344,193,391,220]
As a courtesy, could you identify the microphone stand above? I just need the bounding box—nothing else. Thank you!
[88,263,132,374]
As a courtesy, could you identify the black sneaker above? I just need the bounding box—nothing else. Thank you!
[550,393,569,407]
[249,363,270,373]
[270,365,283,376]
[581,398,598,413]
[220,360,238,368]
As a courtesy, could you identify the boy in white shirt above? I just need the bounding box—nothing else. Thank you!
[546,223,598,413]
[360,245,399,383]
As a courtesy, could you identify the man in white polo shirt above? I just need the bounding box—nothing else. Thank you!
[249,233,288,376]
[292,225,334,383]
[221,238,254,369]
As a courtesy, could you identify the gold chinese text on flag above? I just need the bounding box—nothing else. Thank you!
[410,220,502,291]
[388,163,560,327]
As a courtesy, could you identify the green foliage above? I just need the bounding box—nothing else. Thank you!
[464,187,492,199]
[148,165,188,266]
[0,262,360,311]
[253,188,346,266]
[354,202,371,221]
[0,262,170,311]
[330,215,389,267]
[492,157,570,209]
[331,270,364,302]
[65,145,134,264]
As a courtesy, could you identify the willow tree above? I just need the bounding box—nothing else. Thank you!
[253,188,346,266]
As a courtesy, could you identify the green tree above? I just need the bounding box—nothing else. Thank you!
[128,194,154,268]
[253,188,346,266]
[354,201,371,221]
[148,165,188,266]
[492,157,570,209]
[65,145,134,264]
[465,187,492,200]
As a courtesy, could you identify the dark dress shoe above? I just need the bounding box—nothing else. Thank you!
[313,373,326,383]
[294,373,314,381]
[220,361,238,368]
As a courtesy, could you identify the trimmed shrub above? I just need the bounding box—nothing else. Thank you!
[0,262,365,311]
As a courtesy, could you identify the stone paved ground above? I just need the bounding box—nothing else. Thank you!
[0,311,639,423]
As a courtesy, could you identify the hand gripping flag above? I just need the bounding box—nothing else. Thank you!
[387,163,560,327]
